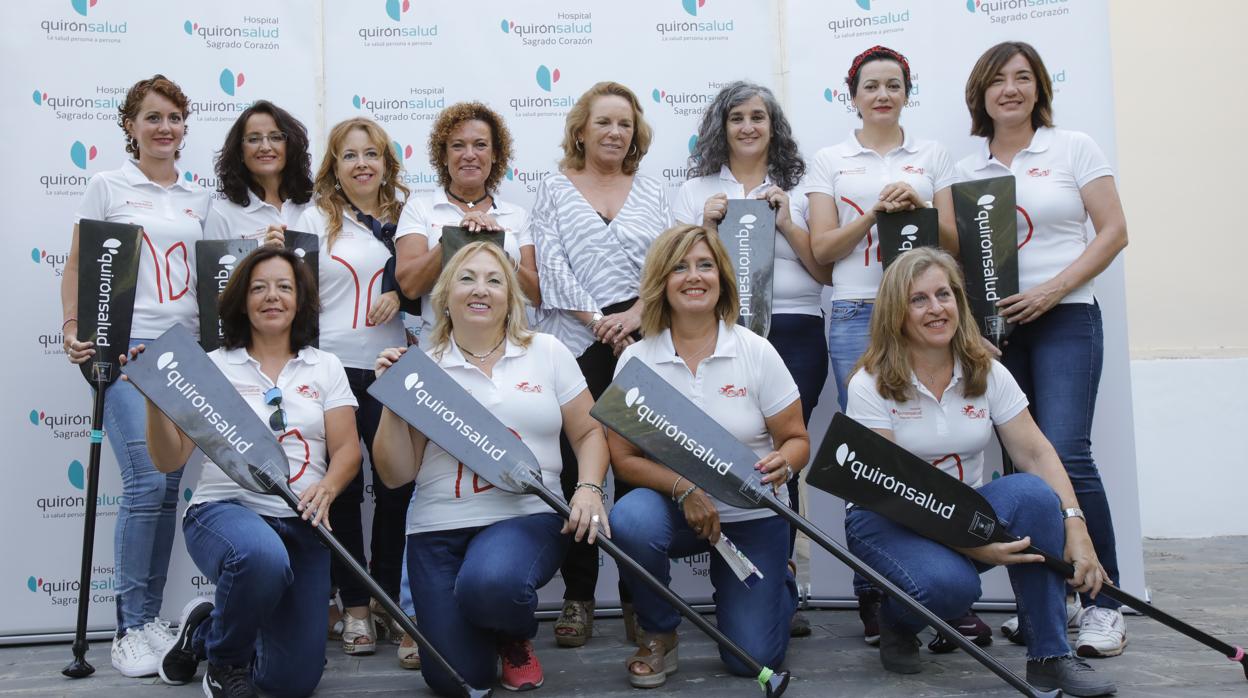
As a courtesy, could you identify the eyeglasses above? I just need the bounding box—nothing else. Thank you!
[264,387,287,432]
[244,132,288,147]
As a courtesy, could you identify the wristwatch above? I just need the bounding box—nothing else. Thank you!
[1061,507,1086,521]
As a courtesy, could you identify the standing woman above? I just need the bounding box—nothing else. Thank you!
[60,74,210,678]
[958,41,1129,658]
[530,81,672,647]
[804,46,957,642]
[203,100,314,243]
[295,117,411,656]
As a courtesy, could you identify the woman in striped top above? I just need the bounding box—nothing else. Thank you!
[530,80,672,648]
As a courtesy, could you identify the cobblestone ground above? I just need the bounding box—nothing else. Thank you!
[2,536,1245,697]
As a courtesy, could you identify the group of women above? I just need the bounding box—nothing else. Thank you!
[58,39,1128,698]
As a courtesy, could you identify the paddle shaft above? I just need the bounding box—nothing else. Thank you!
[271,486,492,698]
[768,499,1056,698]
[524,482,789,696]
[63,376,108,678]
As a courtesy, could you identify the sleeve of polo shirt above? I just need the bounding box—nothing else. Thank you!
[846,369,892,430]
[754,337,800,418]
[394,197,431,241]
[1068,131,1115,189]
[532,180,599,313]
[511,206,533,248]
[202,206,230,240]
[987,361,1028,426]
[930,143,959,193]
[75,172,110,223]
[320,352,359,412]
[671,180,701,226]
[803,148,837,197]
[545,335,588,405]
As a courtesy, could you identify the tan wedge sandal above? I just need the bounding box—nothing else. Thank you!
[626,630,678,689]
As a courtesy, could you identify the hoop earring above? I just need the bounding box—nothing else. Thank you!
[628,143,639,157]
[177,140,185,152]
[443,308,450,317]
[127,136,137,152]
[575,139,583,152]
[381,178,387,186]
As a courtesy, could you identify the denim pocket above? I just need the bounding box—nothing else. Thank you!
[829,300,864,322]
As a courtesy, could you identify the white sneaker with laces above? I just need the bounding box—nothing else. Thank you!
[142,617,177,655]
[1077,606,1127,658]
[1001,599,1086,645]
[111,627,159,677]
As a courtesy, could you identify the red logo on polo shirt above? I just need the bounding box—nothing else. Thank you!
[902,165,925,175]
[296,384,319,400]
[515,381,543,394]
[961,404,987,419]
[719,384,747,398]
[932,453,964,481]
[183,208,202,220]
[1026,168,1051,177]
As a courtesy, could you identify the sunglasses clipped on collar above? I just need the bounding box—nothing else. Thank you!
[264,386,287,432]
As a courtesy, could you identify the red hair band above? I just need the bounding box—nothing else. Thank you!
[846,45,911,89]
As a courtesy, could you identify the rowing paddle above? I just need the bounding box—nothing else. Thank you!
[367,347,790,696]
[121,324,490,698]
[592,358,1058,698]
[807,412,1248,682]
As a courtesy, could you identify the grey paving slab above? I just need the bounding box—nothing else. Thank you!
[2,536,1245,697]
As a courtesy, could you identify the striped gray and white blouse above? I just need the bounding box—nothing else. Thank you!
[531,173,672,356]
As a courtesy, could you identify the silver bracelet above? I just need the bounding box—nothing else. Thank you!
[676,484,698,506]
[575,481,606,503]
[670,476,685,501]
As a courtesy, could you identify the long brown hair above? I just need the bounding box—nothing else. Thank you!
[855,248,991,402]
[965,41,1054,139]
[638,225,738,337]
[312,117,410,250]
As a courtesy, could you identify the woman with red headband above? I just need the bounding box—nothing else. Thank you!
[804,45,969,647]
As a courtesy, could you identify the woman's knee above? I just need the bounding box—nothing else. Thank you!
[225,536,293,592]
[608,489,669,551]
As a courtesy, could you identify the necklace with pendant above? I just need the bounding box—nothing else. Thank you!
[455,336,506,364]
[446,188,490,209]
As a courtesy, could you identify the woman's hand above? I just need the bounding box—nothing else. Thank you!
[680,489,721,544]
[957,536,1046,566]
[115,343,146,379]
[262,224,286,248]
[596,302,642,349]
[878,182,924,211]
[997,278,1066,324]
[563,487,611,544]
[758,186,792,230]
[368,291,401,326]
[297,481,339,529]
[1064,526,1107,597]
[755,451,792,493]
[63,330,95,365]
[374,346,408,379]
[979,334,1003,358]
[702,193,728,227]
[459,209,503,233]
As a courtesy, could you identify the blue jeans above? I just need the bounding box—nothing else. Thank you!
[1001,301,1119,609]
[845,474,1071,660]
[104,338,183,632]
[609,489,797,677]
[406,513,566,697]
[183,501,330,698]
[827,300,873,413]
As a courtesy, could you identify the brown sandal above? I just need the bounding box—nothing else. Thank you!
[627,631,678,689]
[554,600,594,648]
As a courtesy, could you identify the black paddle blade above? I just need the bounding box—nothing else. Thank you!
[366,347,540,495]
[806,414,1010,550]
[591,358,775,510]
[952,176,1019,347]
[440,225,505,265]
[877,207,940,269]
[719,199,776,338]
[195,239,257,352]
[120,324,288,496]
[76,219,142,387]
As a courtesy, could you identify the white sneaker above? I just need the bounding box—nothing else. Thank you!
[1077,606,1127,658]
[111,627,159,677]
[1001,599,1086,645]
[142,617,177,655]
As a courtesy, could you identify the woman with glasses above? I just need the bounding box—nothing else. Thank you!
[203,100,314,243]
[126,245,361,697]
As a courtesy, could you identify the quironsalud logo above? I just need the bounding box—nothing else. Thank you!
[536,65,561,92]
[219,68,245,96]
[69,141,97,170]
[682,0,707,16]
[386,0,411,22]
[392,141,415,160]
[657,0,732,38]
[967,0,1072,23]
[71,0,98,16]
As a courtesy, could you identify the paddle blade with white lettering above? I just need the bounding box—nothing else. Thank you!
[366,347,538,495]
[76,219,142,386]
[195,239,258,352]
[718,199,776,338]
[440,226,505,267]
[952,176,1019,347]
[876,208,939,269]
[120,324,289,497]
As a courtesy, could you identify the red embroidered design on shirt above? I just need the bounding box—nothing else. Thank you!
[902,164,925,175]
[962,404,987,419]
[1027,168,1051,177]
[719,384,747,398]
[296,384,319,400]
[515,381,543,393]
[932,453,965,481]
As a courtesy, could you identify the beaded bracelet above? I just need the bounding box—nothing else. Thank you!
[676,484,698,506]
[575,481,606,503]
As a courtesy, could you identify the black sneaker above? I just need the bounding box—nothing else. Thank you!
[159,597,213,685]
[202,662,257,698]
[789,611,812,638]
[858,591,882,646]
[879,623,921,674]
[1026,655,1117,697]
[927,612,993,654]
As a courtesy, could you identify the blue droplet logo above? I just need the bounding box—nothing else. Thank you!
[68,460,85,491]
[27,576,38,592]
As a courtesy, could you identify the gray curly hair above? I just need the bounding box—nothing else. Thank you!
[687,81,805,192]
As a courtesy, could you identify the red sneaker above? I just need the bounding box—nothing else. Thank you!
[498,638,543,691]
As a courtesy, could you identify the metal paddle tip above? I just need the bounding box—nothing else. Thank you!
[61,657,95,678]
[464,687,493,698]
[1240,655,1248,681]
[1035,690,1062,697]
[761,668,790,696]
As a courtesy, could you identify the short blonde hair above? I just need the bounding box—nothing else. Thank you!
[313,117,410,249]
[427,241,533,356]
[559,82,652,175]
[638,225,738,337]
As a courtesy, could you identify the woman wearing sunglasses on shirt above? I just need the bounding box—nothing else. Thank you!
[123,245,361,698]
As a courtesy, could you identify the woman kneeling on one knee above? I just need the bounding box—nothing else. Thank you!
[372,241,610,696]
[844,247,1115,697]
[606,224,808,689]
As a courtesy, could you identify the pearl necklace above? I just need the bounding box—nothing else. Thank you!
[455,336,505,364]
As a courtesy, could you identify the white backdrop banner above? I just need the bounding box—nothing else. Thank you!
[0,0,1142,639]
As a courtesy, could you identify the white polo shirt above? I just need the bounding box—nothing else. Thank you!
[805,131,956,301]
[203,193,312,241]
[294,208,406,370]
[396,190,532,345]
[956,127,1114,305]
[406,332,587,534]
[673,167,823,317]
[846,360,1028,487]
[76,159,211,339]
[188,346,358,518]
[615,321,800,523]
